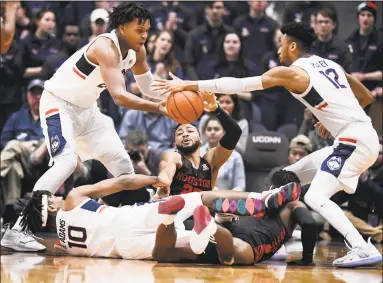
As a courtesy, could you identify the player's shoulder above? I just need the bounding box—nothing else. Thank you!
[161,149,182,163]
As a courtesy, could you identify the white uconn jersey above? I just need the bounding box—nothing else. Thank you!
[56,198,120,258]
[44,30,136,108]
[290,55,370,137]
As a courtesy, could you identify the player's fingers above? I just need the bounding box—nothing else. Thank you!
[169,72,181,80]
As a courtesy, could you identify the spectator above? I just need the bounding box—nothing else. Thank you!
[148,30,184,80]
[0,79,48,223]
[1,79,44,149]
[346,1,382,134]
[260,29,305,131]
[200,116,246,191]
[79,1,113,39]
[283,2,337,27]
[214,32,260,123]
[79,8,108,47]
[298,108,333,152]
[184,1,234,80]
[199,94,248,155]
[150,1,196,64]
[41,24,80,80]
[311,8,352,72]
[145,30,158,55]
[125,130,163,177]
[119,95,177,151]
[268,134,313,181]
[100,130,163,207]
[14,4,31,42]
[19,8,60,81]
[0,41,24,132]
[233,1,278,66]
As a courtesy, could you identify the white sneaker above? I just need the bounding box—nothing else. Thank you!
[333,238,382,268]
[190,205,217,254]
[1,225,46,252]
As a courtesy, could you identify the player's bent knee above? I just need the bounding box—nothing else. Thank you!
[99,150,134,177]
[304,190,329,210]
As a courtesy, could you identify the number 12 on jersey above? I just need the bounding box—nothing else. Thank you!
[319,68,347,89]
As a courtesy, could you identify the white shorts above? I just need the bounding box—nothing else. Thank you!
[113,200,192,260]
[40,91,129,167]
[286,122,379,193]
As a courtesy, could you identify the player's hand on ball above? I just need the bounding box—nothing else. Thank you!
[314,122,332,140]
[199,91,218,112]
[152,72,198,96]
[156,100,168,116]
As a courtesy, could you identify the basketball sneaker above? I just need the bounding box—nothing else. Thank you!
[1,224,46,252]
[262,182,301,210]
[190,205,217,254]
[333,238,382,268]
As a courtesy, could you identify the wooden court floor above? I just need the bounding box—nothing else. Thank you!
[1,236,382,283]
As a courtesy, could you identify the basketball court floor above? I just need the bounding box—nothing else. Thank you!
[1,235,382,283]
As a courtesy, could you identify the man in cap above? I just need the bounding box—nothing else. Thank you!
[1,79,50,225]
[80,8,109,47]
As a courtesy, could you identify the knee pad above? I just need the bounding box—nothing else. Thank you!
[98,149,134,177]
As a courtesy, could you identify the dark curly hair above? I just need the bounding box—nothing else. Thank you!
[280,22,316,51]
[109,2,153,30]
[269,170,300,188]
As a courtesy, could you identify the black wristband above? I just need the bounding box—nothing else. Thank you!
[211,106,242,150]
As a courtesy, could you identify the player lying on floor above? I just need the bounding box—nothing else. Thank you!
[153,170,317,266]
[53,169,300,259]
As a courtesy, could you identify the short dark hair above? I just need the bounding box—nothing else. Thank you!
[109,2,153,30]
[126,129,149,147]
[173,123,200,136]
[270,170,300,188]
[280,22,316,51]
[204,1,225,8]
[316,8,337,23]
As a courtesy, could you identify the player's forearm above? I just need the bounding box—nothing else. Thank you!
[196,76,264,94]
[118,174,159,191]
[363,71,382,81]
[134,71,168,99]
[1,5,18,54]
[113,91,160,113]
[212,106,242,150]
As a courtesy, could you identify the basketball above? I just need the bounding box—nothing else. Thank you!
[166,90,204,124]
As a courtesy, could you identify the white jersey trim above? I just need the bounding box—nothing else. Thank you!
[289,65,312,98]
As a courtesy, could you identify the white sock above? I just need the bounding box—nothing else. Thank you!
[162,215,175,226]
[304,171,367,248]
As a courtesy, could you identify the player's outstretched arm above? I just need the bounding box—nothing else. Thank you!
[202,92,242,174]
[91,38,166,114]
[153,151,183,199]
[1,1,19,54]
[73,174,163,199]
[152,67,307,96]
[345,72,375,109]
[131,46,168,99]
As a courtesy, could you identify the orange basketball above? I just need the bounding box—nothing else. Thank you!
[166,90,204,124]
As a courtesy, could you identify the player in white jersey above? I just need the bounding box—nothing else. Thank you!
[152,22,382,268]
[1,2,168,252]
